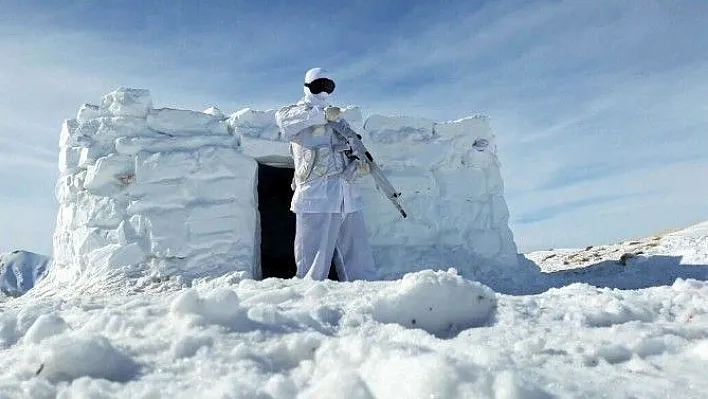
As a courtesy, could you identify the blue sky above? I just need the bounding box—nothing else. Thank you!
[1,0,707,255]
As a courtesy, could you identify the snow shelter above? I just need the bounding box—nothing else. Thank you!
[51,88,518,284]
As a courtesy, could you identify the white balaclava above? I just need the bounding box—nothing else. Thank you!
[303,67,331,108]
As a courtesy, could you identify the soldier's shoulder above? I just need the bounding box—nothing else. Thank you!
[276,101,312,119]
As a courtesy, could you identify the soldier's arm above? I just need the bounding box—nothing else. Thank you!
[275,104,326,144]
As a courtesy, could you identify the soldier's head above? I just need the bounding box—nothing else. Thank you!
[304,67,335,105]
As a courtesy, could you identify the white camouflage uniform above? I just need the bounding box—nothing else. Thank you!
[275,68,377,281]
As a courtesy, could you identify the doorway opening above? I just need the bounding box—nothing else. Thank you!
[256,160,338,280]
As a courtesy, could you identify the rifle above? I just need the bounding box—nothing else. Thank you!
[328,119,407,219]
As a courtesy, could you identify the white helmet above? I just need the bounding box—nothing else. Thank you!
[303,67,335,106]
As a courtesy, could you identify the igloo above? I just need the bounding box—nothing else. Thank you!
[50,88,518,284]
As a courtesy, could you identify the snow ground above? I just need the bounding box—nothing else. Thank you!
[1,223,707,398]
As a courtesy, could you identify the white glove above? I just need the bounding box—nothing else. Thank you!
[356,159,371,177]
[343,159,370,182]
[357,160,370,175]
[325,106,342,122]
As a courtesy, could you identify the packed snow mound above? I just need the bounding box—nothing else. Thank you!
[170,288,253,330]
[37,333,140,383]
[0,251,50,297]
[51,87,517,288]
[370,269,496,337]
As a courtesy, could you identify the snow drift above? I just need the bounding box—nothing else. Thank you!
[2,223,707,398]
[50,87,517,286]
[3,182,708,398]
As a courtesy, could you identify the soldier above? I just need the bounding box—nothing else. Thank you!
[275,68,377,281]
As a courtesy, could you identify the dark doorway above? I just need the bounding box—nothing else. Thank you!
[257,162,338,280]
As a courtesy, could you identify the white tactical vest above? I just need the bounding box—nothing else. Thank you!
[290,124,351,188]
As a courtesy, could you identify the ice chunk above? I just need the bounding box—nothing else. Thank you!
[229,108,280,140]
[76,103,108,124]
[59,119,79,148]
[58,147,82,174]
[371,269,496,337]
[83,153,134,195]
[170,288,253,330]
[148,108,228,136]
[74,118,101,139]
[55,175,78,204]
[94,116,153,143]
[78,144,114,168]
[101,87,152,118]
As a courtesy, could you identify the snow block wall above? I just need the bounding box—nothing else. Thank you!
[53,88,259,283]
[52,87,517,283]
[356,115,518,278]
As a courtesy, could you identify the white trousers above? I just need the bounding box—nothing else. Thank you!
[294,211,378,281]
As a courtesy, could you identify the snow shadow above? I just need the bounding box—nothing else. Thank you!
[486,254,708,295]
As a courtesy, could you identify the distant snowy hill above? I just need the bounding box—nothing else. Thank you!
[515,220,708,293]
[0,250,50,297]
[1,222,706,398]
